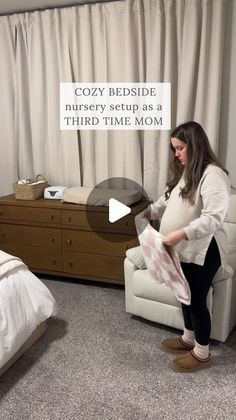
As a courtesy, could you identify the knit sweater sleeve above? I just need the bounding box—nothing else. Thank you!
[183,167,230,240]
[150,193,168,220]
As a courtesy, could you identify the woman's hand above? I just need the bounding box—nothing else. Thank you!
[162,229,187,247]
[135,205,151,221]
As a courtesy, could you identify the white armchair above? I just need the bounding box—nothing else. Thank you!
[124,194,236,342]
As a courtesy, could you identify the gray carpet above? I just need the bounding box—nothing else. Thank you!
[0,277,236,420]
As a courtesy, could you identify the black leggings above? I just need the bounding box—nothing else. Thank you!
[181,237,221,345]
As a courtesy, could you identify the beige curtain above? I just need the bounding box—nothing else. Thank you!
[0,0,227,199]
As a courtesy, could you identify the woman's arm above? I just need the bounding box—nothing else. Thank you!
[183,167,230,240]
[162,229,187,246]
[135,193,168,222]
[162,167,230,247]
[149,193,168,220]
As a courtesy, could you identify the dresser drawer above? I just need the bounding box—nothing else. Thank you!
[0,205,60,224]
[63,251,124,282]
[0,194,146,284]
[62,209,136,232]
[0,224,61,249]
[62,229,139,256]
[0,245,62,271]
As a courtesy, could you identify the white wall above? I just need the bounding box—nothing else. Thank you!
[219,0,236,191]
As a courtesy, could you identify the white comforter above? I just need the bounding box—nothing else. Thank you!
[0,250,57,369]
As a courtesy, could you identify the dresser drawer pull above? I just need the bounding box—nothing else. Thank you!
[52,259,56,265]
[51,238,56,243]
[1,232,6,239]
[125,221,129,227]
[67,239,72,245]
[51,215,55,221]
[0,211,3,216]
[68,216,72,222]
[69,262,73,268]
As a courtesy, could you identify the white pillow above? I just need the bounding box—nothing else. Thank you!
[126,246,146,269]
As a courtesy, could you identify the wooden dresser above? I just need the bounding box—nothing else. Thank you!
[0,194,148,284]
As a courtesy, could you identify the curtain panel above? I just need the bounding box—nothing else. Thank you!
[0,0,227,199]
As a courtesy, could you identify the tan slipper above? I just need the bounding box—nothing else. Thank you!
[160,337,194,354]
[171,351,212,373]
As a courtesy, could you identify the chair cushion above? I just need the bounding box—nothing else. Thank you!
[133,269,181,308]
[133,268,213,313]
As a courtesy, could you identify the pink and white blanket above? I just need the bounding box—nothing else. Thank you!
[135,213,191,305]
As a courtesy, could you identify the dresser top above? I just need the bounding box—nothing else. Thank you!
[0,194,149,214]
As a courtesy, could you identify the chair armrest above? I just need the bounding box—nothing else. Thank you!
[125,246,146,269]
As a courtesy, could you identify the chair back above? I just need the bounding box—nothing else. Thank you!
[224,194,236,269]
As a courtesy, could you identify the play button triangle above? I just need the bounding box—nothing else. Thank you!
[109,198,131,223]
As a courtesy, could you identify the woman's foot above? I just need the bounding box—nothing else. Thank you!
[171,350,212,372]
[160,337,194,353]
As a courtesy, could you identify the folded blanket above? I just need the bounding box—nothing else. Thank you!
[63,187,93,204]
[135,212,191,305]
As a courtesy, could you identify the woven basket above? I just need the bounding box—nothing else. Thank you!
[13,175,48,200]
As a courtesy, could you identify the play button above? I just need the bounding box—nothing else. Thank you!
[85,177,150,242]
[109,198,131,223]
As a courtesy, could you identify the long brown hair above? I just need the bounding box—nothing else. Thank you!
[165,121,228,204]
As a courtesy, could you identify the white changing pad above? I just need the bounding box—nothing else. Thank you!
[63,186,142,206]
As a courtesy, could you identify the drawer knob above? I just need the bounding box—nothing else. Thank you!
[52,259,56,265]
[67,239,72,245]
[69,262,73,268]
[0,211,3,216]
[51,215,55,220]
[125,221,129,227]
[68,216,72,222]
[51,238,55,243]
[1,232,6,239]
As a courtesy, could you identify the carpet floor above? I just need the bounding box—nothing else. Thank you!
[0,277,236,420]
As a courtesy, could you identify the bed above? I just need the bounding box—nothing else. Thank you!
[0,250,56,377]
